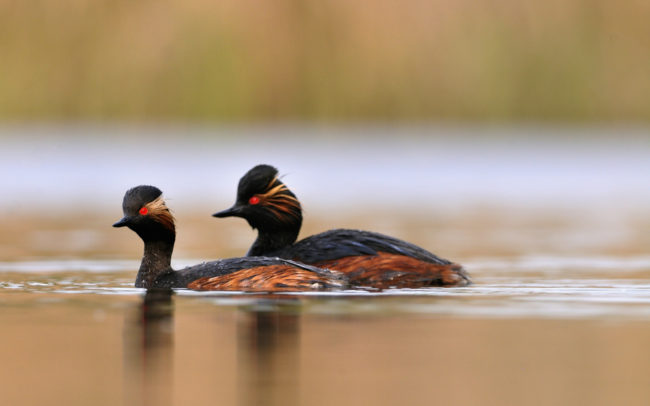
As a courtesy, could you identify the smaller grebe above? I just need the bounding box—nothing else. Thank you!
[113,185,345,291]
[213,165,470,289]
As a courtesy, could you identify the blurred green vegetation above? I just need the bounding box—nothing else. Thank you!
[0,0,649,122]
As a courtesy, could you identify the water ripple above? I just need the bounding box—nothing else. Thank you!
[1,257,649,319]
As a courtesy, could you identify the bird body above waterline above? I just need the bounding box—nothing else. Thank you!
[213,165,471,289]
[114,185,346,292]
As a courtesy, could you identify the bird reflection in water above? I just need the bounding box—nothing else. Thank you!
[123,289,303,406]
[124,288,174,406]
[236,297,302,406]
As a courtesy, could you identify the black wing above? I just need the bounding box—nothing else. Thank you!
[153,256,343,288]
[274,229,452,265]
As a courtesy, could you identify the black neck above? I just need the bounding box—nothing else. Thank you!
[135,234,175,288]
[247,228,299,256]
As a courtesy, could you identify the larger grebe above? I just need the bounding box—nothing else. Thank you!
[213,165,470,288]
[113,185,345,291]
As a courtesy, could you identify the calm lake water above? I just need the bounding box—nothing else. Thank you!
[1,125,649,405]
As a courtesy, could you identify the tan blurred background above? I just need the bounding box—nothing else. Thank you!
[2,5,650,406]
[1,0,649,122]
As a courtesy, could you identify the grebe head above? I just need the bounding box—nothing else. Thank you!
[213,164,302,231]
[113,185,175,239]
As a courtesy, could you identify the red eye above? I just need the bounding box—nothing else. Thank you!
[248,196,260,205]
[139,207,148,215]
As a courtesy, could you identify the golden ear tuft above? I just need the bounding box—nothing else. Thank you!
[255,177,300,221]
[145,196,175,231]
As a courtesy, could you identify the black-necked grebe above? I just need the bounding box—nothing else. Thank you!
[114,185,346,291]
[212,165,470,288]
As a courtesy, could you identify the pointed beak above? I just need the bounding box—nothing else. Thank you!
[112,216,131,227]
[212,205,243,218]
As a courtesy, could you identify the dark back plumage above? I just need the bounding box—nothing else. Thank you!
[149,257,346,290]
[273,229,453,265]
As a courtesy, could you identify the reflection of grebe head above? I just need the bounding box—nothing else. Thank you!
[113,185,175,238]
[213,164,302,232]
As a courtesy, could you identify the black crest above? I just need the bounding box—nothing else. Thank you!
[237,164,279,202]
[122,185,163,215]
